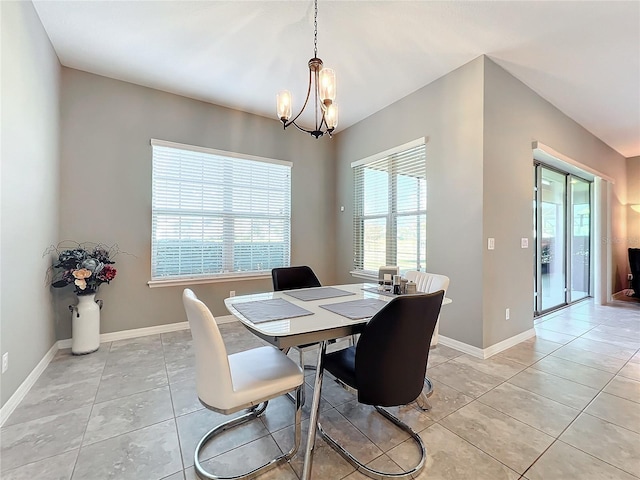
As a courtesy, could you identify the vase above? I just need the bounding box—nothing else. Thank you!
[71,293,101,355]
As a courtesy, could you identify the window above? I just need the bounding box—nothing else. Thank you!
[352,139,426,275]
[151,139,291,282]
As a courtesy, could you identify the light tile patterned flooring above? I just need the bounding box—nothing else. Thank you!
[1,299,639,479]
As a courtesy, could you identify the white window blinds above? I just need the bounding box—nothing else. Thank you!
[151,140,291,281]
[353,140,426,275]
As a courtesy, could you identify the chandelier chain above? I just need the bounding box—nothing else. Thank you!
[313,0,318,58]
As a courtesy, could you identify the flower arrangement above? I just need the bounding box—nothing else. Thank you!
[47,242,118,295]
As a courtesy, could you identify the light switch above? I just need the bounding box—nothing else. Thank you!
[488,238,495,250]
[521,238,529,248]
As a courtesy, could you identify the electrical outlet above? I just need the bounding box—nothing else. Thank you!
[488,238,495,250]
[629,273,634,281]
[521,238,529,248]
[505,308,510,320]
[229,290,236,297]
[2,353,8,374]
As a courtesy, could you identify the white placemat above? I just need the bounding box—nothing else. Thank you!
[319,298,388,320]
[232,298,314,324]
[284,287,355,301]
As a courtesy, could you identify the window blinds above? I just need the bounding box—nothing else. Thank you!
[151,140,291,280]
[353,141,426,275]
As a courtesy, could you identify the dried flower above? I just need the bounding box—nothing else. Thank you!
[72,268,92,279]
[47,242,119,295]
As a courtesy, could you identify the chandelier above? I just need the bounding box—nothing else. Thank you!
[276,0,338,138]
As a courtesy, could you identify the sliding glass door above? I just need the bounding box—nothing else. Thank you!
[570,177,591,301]
[538,167,567,311]
[534,164,591,315]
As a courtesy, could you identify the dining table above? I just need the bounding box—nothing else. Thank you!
[224,282,452,480]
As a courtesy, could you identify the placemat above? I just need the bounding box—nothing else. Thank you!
[319,298,388,320]
[232,298,314,324]
[284,287,355,301]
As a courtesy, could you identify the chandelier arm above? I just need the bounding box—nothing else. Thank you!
[290,119,322,136]
[284,66,315,129]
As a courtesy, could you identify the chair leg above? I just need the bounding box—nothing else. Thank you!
[317,406,426,480]
[423,376,433,396]
[194,386,303,480]
[415,377,434,411]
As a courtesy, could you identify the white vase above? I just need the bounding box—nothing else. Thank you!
[71,293,101,355]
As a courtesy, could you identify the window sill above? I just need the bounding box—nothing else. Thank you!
[148,273,271,288]
[349,270,378,282]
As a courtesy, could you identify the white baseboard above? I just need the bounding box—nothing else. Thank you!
[438,335,485,358]
[2,316,239,426]
[216,315,237,325]
[57,321,189,349]
[439,328,536,359]
[57,316,238,349]
[483,328,536,358]
[0,342,58,427]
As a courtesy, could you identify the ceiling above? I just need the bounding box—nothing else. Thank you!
[33,1,640,157]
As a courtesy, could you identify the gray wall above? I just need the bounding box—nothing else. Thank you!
[334,55,629,350]
[57,68,336,340]
[334,57,486,348]
[1,1,61,407]
[482,57,628,346]
[628,156,640,254]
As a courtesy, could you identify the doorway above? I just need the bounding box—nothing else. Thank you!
[534,163,591,315]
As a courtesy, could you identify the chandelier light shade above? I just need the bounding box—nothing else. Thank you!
[276,0,338,138]
[631,204,640,213]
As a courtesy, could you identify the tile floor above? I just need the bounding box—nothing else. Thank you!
[1,299,639,479]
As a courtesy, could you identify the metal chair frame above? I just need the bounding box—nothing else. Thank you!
[194,386,303,480]
[318,404,425,480]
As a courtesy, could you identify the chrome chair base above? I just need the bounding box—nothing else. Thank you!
[317,406,426,480]
[415,377,434,411]
[194,387,302,480]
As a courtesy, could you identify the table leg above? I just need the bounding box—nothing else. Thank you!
[301,340,327,480]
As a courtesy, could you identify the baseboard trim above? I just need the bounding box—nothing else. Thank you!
[216,315,238,325]
[57,316,238,349]
[57,321,190,349]
[438,336,485,359]
[483,328,536,358]
[0,342,58,427]
[2,315,239,426]
[439,328,536,359]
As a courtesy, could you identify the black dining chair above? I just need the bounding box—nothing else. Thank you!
[271,265,321,291]
[317,291,444,479]
[271,266,325,380]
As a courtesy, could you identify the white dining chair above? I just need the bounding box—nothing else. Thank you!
[183,289,304,480]
[403,271,450,411]
[404,271,450,346]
